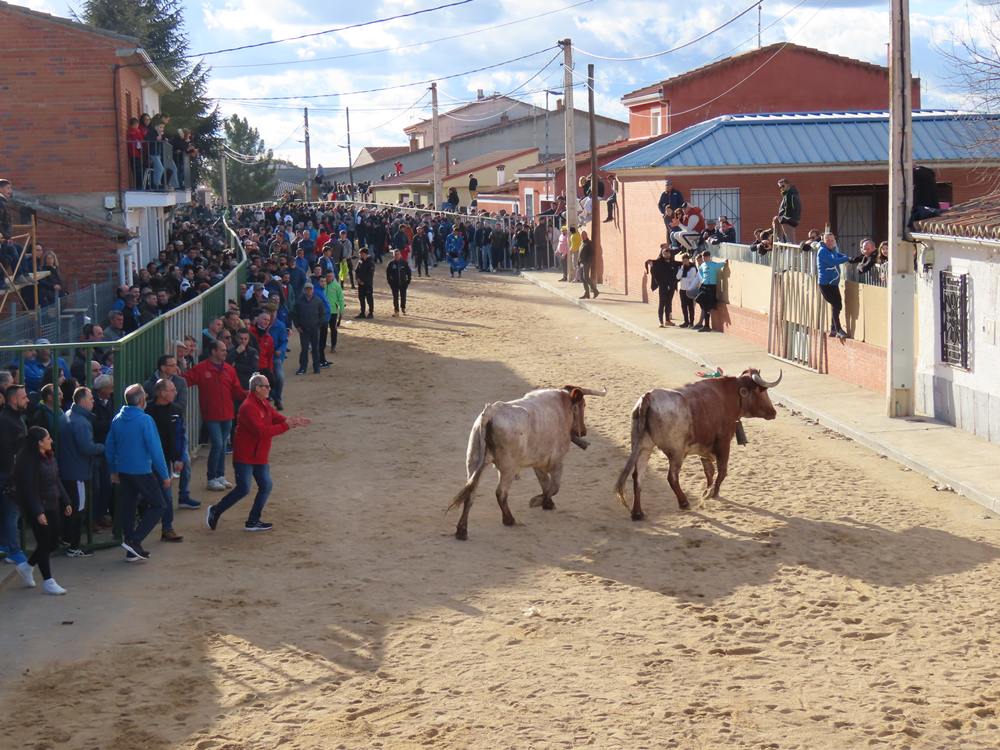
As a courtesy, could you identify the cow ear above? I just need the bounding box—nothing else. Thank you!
[570,388,584,403]
[739,387,749,398]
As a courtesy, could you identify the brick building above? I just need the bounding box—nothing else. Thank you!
[0,1,184,288]
[622,43,921,139]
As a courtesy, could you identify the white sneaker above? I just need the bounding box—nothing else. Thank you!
[220,478,234,489]
[42,578,67,595]
[16,562,36,588]
[207,478,226,491]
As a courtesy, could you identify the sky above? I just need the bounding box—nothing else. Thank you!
[26,0,997,167]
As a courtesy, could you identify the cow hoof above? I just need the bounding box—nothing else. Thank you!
[541,498,555,510]
[678,500,691,511]
[455,527,468,541]
[502,516,517,527]
[631,511,645,521]
[529,494,545,508]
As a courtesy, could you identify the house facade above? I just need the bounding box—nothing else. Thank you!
[622,43,921,139]
[600,111,1000,297]
[912,196,1000,444]
[0,1,187,285]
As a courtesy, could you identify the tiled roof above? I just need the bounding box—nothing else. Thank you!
[604,111,1000,171]
[361,146,410,162]
[913,191,1000,242]
[516,135,664,174]
[374,148,537,187]
[621,43,889,102]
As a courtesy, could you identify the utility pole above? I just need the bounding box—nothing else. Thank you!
[346,106,355,198]
[431,82,443,209]
[303,106,312,201]
[757,2,763,48]
[887,0,915,416]
[219,156,228,208]
[588,62,602,282]
[560,39,577,231]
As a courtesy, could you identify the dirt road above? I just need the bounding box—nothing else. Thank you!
[2,273,999,749]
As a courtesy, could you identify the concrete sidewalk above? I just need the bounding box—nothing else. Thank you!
[522,270,1000,515]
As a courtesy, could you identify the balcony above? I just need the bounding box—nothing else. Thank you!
[124,142,192,210]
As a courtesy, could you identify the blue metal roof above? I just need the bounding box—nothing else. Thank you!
[605,111,1000,171]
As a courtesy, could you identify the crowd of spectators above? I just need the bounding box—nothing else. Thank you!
[125,113,199,191]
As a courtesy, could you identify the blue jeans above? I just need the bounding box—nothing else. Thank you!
[205,419,232,481]
[117,473,165,545]
[272,358,285,403]
[150,155,165,188]
[0,480,27,564]
[213,463,272,524]
[480,244,492,271]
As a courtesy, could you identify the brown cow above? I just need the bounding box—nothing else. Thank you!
[614,369,781,519]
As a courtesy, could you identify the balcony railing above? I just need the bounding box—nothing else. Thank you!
[127,141,192,192]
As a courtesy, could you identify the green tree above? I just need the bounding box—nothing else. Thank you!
[161,61,222,186]
[206,115,277,205]
[75,0,188,79]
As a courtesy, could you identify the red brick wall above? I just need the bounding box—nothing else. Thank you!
[35,216,120,288]
[0,6,145,197]
[627,47,921,139]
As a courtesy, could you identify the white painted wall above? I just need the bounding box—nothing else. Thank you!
[141,83,161,116]
[915,237,1000,443]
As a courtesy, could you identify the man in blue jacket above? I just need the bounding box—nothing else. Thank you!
[104,384,169,562]
[265,302,288,410]
[817,232,851,339]
[58,386,104,557]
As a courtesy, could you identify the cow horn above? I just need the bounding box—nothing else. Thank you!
[577,386,607,397]
[751,370,783,389]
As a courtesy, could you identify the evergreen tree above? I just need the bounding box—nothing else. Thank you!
[75,0,188,79]
[161,62,222,186]
[206,115,277,205]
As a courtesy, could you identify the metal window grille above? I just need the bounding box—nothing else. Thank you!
[690,188,741,241]
[940,270,970,369]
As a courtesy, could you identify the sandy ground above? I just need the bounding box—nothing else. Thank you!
[2,271,1000,750]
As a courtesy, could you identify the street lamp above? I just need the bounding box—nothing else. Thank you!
[543,89,562,211]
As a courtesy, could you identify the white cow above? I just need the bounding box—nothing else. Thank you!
[448,385,606,540]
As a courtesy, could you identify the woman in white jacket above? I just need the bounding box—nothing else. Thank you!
[675,252,699,328]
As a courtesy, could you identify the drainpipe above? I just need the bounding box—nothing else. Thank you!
[113,64,125,222]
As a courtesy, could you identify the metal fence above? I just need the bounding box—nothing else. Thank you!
[0,273,118,345]
[716,242,770,266]
[0,212,246,555]
[718,242,886,286]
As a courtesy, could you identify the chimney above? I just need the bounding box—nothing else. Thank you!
[496,164,506,185]
[408,136,418,152]
[555,98,563,110]
[477,88,484,100]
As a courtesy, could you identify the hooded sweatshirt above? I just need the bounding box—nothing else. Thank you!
[104,404,169,478]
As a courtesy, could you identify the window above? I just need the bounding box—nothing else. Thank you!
[940,270,970,369]
[690,188,741,240]
[650,107,662,136]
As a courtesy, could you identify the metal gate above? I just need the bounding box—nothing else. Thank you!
[691,188,741,240]
[767,242,828,371]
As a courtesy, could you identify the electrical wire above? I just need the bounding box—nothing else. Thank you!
[211,0,595,70]
[571,0,760,62]
[440,51,563,121]
[349,90,432,136]
[216,46,559,101]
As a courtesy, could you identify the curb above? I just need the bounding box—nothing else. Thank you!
[522,273,1000,516]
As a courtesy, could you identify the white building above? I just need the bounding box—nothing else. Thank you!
[912,194,1000,444]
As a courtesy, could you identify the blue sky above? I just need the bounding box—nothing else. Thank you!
[30,0,994,166]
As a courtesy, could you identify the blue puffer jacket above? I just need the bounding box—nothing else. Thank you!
[104,405,169,479]
[58,404,104,482]
[269,318,289,363]
[817,242,850,286]
[24,356,70,392]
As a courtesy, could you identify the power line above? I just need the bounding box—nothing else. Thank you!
[441,51,563,121]
[176,0,476,64]
[211,0,595,70]
[216,46,559,101]
[572,0,760,62]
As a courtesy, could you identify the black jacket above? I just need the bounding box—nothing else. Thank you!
[92,395,114,444]
[0,406,27,476]
[227,345,260,389]
[778,185,802,223]
[356,257,375,286]
[411,234,431,256]
[145,401,183,464]
[386,259,411,288]
[292,292,326,330]
[14,453,71,517]
[0,193,13,240]
[579,239,595,266]
[649,257,680,290]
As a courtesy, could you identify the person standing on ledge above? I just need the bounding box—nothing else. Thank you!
[578,229,599,300]
[206,373,310,533]
[695,249,727,332]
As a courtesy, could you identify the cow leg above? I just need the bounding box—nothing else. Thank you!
[455,493,473,541]
[496,471,517,526]
[530,468,556,510]
[701,458,715,491]
[665,453,690,510]
[544,464,564,510]
[630,445,654,521]
[709,444,730,499]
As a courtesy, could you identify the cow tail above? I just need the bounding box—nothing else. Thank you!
[447,403,497,512]
[614,393,652,508]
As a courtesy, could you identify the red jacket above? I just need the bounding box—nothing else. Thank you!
[126,126,144,158]
[233,393,288,464]
[249,325,275,371]
[182,359,247,421]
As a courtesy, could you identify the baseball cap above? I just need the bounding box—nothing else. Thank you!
[35,337,51,345]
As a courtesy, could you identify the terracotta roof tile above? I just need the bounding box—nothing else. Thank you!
[913,191,1000,242]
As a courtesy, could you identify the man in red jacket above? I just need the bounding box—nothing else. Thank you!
[205,373,309,531]
[249,310,275,381]
[182,340,247,491]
